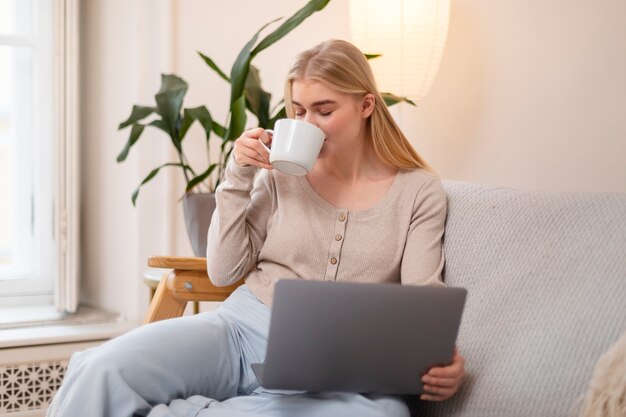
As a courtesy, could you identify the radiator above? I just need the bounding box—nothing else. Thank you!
[0,360,68,415]
[0,340,110,417]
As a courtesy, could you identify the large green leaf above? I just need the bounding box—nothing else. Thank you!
[132,162,192,206]
[186,163,219,193]
[269,106,287,128]
[245,65,271,127]
[147,119,183,155]
[381,92,417,107]
[198,52,230,83]
[118,105,155,130]
[212,121,227,138]
[229,0,330,110]
[226,94,248,141]
[179,113,194,144]
[117,123,145,162]
[229,18,280,108]
[365,53,381,60]
[270,99,285,115]
[180,106,214,142]
[252,0,330,56]
[154,74,188,142]
[148,119,168,134]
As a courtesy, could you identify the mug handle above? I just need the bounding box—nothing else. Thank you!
[258,129,273,154]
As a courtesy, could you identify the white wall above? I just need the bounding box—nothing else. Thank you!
[80,0,626,319]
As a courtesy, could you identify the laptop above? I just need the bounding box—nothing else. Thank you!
[251,279,467,394]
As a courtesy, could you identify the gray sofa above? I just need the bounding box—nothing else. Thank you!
[408,181,626,417]
[146,180,625,416]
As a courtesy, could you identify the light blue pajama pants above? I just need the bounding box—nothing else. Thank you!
[47,285,409,417]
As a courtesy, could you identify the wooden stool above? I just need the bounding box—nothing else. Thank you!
[144,268,199,314]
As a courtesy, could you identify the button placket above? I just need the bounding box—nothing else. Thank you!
[324,210,348,281]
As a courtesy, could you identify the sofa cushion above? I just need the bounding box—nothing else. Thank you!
[412,181,626,417]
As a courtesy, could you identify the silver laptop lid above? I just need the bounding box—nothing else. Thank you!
[259,280,467,394]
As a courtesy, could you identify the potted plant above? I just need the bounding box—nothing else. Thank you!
[117,0,415,256]
[116,0,330,256]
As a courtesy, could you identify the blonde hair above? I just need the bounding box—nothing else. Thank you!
[284,39,434,173]
[578,332,626,417]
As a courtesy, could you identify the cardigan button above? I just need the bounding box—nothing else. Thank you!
[330,257,338,265]
[338,213,346,222]
[335,234,342,241]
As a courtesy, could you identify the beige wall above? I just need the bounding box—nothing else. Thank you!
[80,0,350,319]
[80,0,626,319]
[169,0,352,259]
[408,0,626,193]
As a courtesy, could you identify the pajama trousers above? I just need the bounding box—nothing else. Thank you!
[47,285,410,417]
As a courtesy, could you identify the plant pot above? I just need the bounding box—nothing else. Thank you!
[182,192,216,257]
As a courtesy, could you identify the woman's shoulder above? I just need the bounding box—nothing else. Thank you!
[397,169,446,213]
[400,168,444,194]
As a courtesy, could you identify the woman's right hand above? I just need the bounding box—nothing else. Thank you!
[232,128,273,170]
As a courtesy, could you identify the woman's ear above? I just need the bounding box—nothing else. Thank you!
[361,93,375,118]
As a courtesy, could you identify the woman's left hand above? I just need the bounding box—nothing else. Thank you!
[420,347,465,401]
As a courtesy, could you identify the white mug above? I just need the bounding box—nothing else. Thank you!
[258,119,325,176]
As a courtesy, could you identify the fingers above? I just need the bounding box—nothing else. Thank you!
[257,128,272,147]
[422,375,458,388]
[421,385,458,401]
[233,128,273,170]
[427,349,465,379]
[421,374,460,401]
[420,348,466,402]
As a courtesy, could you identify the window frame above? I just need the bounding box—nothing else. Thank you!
[53,0,80,313]
[0,0,80,313]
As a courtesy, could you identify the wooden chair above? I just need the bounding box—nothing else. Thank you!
[144,256,243,323]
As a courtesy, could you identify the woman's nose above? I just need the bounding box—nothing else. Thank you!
[303,114,319,127]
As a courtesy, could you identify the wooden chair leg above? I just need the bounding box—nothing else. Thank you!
[144,273,187,324]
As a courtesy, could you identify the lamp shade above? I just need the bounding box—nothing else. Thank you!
[349,0,450,101]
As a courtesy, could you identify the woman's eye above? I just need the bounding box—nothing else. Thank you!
[320,111,332,117]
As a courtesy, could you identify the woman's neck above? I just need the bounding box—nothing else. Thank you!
[314,144,395,184]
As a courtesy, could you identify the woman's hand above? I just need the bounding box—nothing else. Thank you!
[232,128,273,170]
[421,347,465,401]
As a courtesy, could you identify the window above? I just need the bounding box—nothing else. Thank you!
[0,0,79,312]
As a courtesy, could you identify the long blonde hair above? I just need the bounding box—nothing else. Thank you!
[284,39,434,173]
[578,332,626,417]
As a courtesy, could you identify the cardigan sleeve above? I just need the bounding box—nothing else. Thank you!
[206,158,275,286]
[400,175,447,287]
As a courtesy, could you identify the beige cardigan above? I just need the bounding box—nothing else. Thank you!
[207,159,447,307]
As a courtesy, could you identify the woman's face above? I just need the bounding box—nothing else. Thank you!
[290,79,373,158]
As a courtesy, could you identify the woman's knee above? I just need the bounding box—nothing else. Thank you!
[66,343,128,382]
[61,313,239,404]
[370,395,410,417]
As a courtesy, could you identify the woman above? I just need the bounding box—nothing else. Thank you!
[48,39,464,417]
